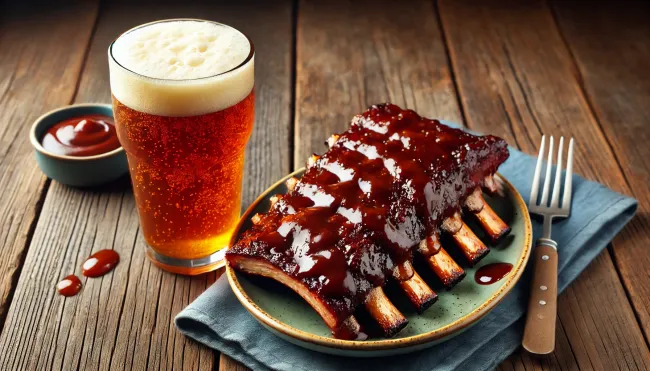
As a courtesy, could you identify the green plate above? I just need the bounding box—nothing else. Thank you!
[227,168,532,357]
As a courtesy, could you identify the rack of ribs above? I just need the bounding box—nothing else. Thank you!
[226,103,511,339]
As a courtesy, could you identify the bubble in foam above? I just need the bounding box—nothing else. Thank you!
[112,20,250,80]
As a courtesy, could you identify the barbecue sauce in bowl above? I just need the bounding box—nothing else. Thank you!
[41,115,120,157]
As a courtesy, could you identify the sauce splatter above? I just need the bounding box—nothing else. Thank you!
[82,249,120,277]
[474,262,513,285]
[56,275,82,296]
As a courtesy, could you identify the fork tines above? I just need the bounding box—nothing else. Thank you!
[529,135,575,216]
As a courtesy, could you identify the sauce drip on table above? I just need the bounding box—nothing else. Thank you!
[474,262,513,285]
[82,249,120,277]
[56,275,82,297]
[41,114,120,157]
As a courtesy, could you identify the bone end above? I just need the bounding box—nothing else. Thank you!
[333,316,367,340]
[426,247,466,289]
[364,287,408,338]
[483,174,504,196]
[476,199,511,244]
[456,221,490,265]
[443,213,490,265]
[399,270,438,313]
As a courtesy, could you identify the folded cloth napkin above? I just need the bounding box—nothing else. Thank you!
[176,140,637,371]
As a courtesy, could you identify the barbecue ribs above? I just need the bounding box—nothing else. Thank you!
[226,104,510,339]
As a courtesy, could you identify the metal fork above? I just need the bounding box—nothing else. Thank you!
[522,135,575,355]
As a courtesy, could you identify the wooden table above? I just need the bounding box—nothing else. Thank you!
[1,1,649,370]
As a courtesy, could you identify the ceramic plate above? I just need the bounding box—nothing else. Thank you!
[227,168,532,357]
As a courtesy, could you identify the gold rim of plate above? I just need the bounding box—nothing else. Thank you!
[227,168,532,351]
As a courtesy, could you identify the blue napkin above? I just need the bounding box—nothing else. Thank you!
[176,145,637,371]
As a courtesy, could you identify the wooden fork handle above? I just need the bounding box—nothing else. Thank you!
[522,241,558,354]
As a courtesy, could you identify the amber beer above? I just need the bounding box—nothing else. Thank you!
[109,19,254,274]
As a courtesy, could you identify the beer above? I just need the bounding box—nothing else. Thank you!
[109,19,254,274]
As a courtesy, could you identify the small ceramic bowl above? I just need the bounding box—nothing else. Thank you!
[29,103,129,187]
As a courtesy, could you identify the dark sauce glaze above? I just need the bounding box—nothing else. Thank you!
[474,262,513,285]
[228,104,509,324]
[56,275,82,297]
[82,249,120,277]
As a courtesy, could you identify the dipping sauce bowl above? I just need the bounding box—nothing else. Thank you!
[29,103,128,187]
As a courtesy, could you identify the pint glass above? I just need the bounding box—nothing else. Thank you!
[108,19,254,274]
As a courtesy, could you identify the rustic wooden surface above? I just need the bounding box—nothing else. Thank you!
[0,0,648,370]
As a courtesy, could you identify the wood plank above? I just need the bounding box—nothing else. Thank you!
[551,0,650,345]
[295,0,462,165]
[0,1,293,370]
[497,314,579,371]
[438,0,650,369]
[0,1,99,329]
[219,354,250,371]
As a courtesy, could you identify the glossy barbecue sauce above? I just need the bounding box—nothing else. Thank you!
[41,115,120,157]
[474,263,513,285]
[230,104,509,321]
[82,249,120,277]
[56,275,82,297]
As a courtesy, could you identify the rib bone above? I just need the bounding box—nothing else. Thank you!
[418,232,442,257]
[442,212,489,265]
[465,188,511,243]
[364,287,408,337]
[229,255,362,338]
[398,268,438,313]
[417,232,465,287]
[425,247,466,288]
[483,174,504,196]
[392,261,414,281]
[392,260,437,312]
[334,316,367,340]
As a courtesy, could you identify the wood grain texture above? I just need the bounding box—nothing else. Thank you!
[551,0,650,344]
[219,354,251,371]
[438,1,650,369]
[0,1,99,329]
[0,1,293,370]
[295,0,462,166]
[497,315,580,371]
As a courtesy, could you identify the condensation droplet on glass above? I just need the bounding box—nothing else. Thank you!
[539,300,546,305]
[542,255,549,260]
[540,285,548,291]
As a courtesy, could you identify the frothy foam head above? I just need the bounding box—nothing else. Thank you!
[109,20,254,117]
